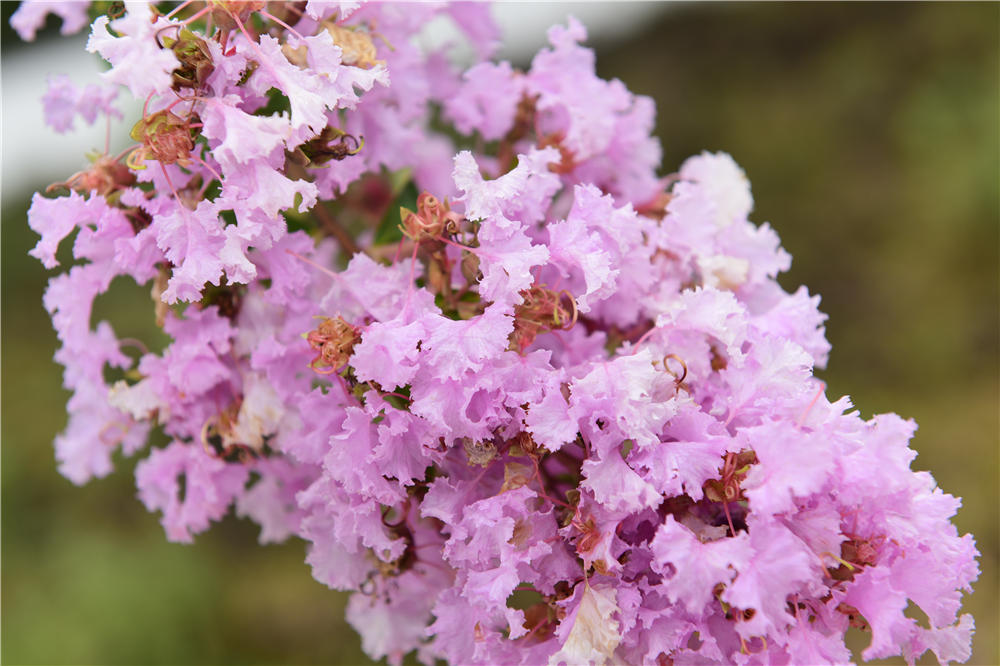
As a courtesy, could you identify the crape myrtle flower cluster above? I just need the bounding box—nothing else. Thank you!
[16,1,979,664]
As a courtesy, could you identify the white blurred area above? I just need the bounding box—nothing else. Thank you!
[1,3,668,197]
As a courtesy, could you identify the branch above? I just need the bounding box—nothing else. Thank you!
[312,202,364,257]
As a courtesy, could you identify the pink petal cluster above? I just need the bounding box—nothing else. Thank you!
[19,3,977,665]
[41,74,121,134]
[10,0,90,41]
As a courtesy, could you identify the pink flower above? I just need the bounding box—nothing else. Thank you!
[11,0,90,41]
[15,7,978,664]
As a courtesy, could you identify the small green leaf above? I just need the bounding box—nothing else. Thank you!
[374,180,418,246]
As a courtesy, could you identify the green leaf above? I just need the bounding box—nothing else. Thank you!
[374,179,418,246]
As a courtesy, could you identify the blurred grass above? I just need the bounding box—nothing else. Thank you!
[2,3,998,665]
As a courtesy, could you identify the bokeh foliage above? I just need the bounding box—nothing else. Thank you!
[3,3,997,664]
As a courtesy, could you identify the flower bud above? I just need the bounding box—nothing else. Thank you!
[509,286,577,353]
[306,316,360,374]
[209,0,265,32]
[165,28,214,91]
[399,191,461,241]
[128,110,194,167]
[463,437,497,467]
[323,21,381,69]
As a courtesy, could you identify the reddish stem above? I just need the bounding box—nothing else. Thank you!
[260,9,304,40]
[530,455,574,509]
[722,500,737,538]
[165,0,194,20]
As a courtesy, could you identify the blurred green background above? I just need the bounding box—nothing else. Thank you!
[2,3,997,665]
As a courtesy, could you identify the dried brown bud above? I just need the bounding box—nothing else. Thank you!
[461,252,482,285]
[509,286,577,353]
[538,132,578,174]
[128,110,194,167]
[209,0,265,32]
[324,22,381,69]
[463,437,497,467]
[509,431,538,456]
[291,126,364,167]
[399,191,463,242]
[166,28,214,90]
[49,155,136,198]
[501,462,533,493]
[306,316,360,374]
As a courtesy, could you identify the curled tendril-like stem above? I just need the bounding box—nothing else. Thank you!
[200,417,218,455]
[367,381,412,404]
[154,23,183,49]
[124,147,148,171]
[738,635,768,655]
[381,499,411,529]
[558,290,578,330]
[200,417,258,463]
[662,353,688,385]
[342,133,364,154]
[358,576,376,596]
[117,337,150,355]
[308,358,343,375]
[818,550,858,579]
[98,421,130,447]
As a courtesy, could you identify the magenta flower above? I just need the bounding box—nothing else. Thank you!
[14,2,978,664]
